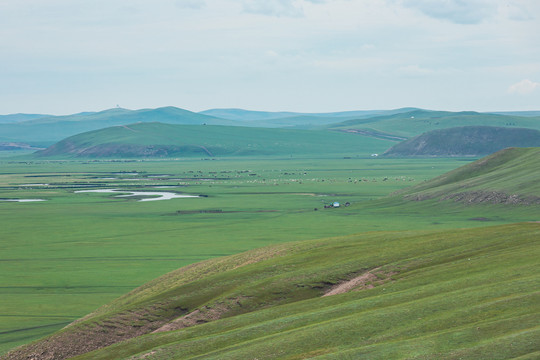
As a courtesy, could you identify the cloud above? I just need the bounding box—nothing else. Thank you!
[508,79,540,94]
[402,0,497,24]
[398,64,435,76]
[498,2,535,21]
[242,0,304,17]
[174,0,206,9]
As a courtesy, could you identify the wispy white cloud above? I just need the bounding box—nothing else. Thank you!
[242,0,304,17]
[402,0,497,24]
[508,79,540,94]
[174,0,206,10]
[398,65,435,76]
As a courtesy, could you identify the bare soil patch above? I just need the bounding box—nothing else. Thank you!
[323,267,395,297]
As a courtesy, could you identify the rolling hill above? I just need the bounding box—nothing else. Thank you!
[3,107,540,146]
[34,122,393,158]
[394,147,540,205]
[328,109,540,138]
[4,222,538,360]
[383,126,540,157]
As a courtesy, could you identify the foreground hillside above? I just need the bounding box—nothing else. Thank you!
[35,122,392,158]
[395,147,540,204]
[5,222,539,359]
[383,126,540,157]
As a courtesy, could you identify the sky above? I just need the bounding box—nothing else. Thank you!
[1,0,539,115]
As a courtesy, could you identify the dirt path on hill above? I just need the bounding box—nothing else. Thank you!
[323,267,382,297]
[121,125,139,132]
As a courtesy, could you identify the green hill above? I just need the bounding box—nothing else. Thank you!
[329,109,540,138]
[34,122,393,158]
[394,147,540,204]
[5,222,539,360]
[383,126,540,157]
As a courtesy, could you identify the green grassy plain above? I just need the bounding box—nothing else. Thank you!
[1,155,538,356]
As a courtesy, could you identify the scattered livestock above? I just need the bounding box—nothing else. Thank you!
[323,201,351,209]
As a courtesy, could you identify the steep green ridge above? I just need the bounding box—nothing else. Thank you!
[5,223,539,360]
[383,126,540,157]
[394,147,540,204]
[329,109,540,138]
[35,122,393,158]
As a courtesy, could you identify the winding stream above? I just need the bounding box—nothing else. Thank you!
[74,189,199,202]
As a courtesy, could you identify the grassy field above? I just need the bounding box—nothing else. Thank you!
[1,155,538,356]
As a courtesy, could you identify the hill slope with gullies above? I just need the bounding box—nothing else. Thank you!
[34,122,393,158]
[5,150,540,360]
[383,126,540,157]
[394,147,540,204]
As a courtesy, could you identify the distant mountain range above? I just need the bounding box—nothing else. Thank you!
[2,107,540,157]
[2,106,538,146]
[0,107,233,146]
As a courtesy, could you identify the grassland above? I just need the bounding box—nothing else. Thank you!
[1,153,539,357]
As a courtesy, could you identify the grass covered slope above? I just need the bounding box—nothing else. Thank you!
[6,223,539,359]
[34,122,393,158]
[383,126,540,157]
[395,147,540,204]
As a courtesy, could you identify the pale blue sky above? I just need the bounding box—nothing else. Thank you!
[1,0,539,114]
